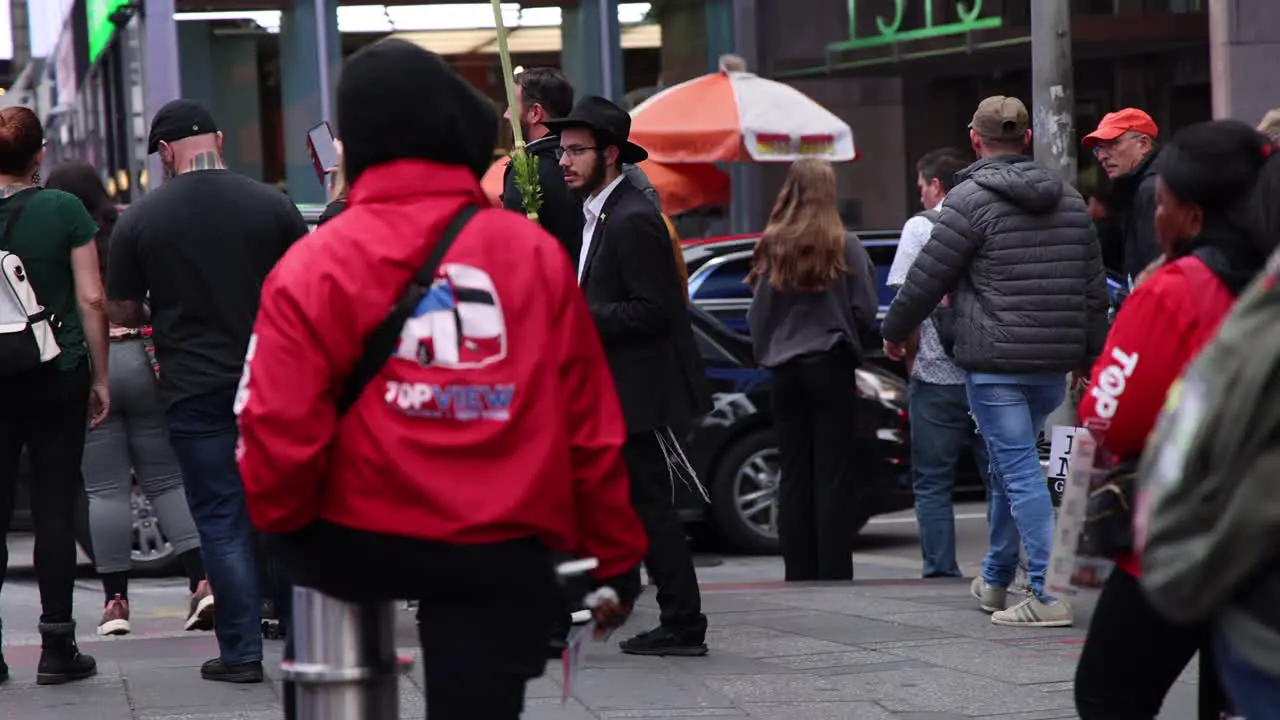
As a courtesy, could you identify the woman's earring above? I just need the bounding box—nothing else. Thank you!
[31,170,41,185]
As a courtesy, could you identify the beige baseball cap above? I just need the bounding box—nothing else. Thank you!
[969,96,1030,141]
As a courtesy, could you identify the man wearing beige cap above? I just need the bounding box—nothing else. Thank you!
[1082,108,1162,282]
[881,95,1108,630]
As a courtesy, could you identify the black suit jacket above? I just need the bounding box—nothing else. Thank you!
[580,180,712,435]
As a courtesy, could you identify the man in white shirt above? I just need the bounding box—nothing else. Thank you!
[549,96,712,657]
[886,147,988,578]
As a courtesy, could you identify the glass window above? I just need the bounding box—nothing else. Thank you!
[692,256,753,301]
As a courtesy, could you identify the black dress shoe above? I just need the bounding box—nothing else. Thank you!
[201,658,265,683]
[619,625,708,657]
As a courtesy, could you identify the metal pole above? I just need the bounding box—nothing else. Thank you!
[729,0,761,235]
[282,587,413,720]
[1031,0,1080,438]
[1030,0,1076,184]
[312,0,333,126]
[142,0,181,193]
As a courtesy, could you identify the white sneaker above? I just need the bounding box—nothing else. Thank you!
[991,593,1073,627]
[970,577,1008,613]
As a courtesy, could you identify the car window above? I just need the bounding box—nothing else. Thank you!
[863,242,899,312]
[691,256,753,301]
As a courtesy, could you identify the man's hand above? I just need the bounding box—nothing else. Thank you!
[585,587,633,638]
[883,339,907,361]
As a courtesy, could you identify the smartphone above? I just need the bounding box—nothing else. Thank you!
[306,121,339,182]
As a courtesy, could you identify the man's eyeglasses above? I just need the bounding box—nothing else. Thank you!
[555,145,598,160]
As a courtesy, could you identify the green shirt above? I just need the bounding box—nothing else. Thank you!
[0,188,99,371]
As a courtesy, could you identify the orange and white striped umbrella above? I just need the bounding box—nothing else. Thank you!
[630,70,857,164]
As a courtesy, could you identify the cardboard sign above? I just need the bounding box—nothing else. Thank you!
[1047,425,1085,504]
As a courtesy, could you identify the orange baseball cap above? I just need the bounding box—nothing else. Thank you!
[1082,108,1159,149]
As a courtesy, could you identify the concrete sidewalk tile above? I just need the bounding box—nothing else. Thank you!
[598,710,748,718]
[878,638,1078,685]
[700,673,879,704]
[740,702,897,720]
[663,651,802,676]
[0,680,135,720]
[123,666,277,712]
[759,649,896,671]
[704,625,856,659]
[843,667,1076,716]
[697,594,796,614]
[524,697,598,719]
[571,667,736,711]
[132,707,277,712]
[751,589,944,620]
[744,611,955,646]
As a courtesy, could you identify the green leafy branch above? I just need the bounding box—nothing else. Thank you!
[491,1,543,221]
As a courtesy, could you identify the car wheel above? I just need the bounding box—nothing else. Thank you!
[131,481,181,576]
[710,430,781,555]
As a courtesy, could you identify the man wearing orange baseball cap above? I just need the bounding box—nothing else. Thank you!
[1083,108,1161,281]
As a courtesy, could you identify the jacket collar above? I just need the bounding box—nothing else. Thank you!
[1112,148,1161,198]
[348,159,488,206]
[526,134,559,155]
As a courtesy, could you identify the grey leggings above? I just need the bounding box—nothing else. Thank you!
[82,339,200,574]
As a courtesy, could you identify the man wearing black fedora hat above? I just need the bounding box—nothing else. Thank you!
[549,95,714,656]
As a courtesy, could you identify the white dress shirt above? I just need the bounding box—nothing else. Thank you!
[578,174,628,284]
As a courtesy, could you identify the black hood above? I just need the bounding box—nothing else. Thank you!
[957,155,1065,214]
[337,39,498,187]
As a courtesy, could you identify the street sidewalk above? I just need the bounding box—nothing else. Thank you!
[0,541,1202,719]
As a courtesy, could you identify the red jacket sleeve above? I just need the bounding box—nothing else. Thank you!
[235,267,337,534]
[1077,284,1197,460]
[552,254,648,581]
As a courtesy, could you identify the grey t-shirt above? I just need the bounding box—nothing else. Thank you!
[747,233,878,368]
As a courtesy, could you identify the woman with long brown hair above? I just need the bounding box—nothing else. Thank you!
[746,158,878,581]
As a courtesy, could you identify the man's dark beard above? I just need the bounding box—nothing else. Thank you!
[519,117,533,143]
[570,153,609,201]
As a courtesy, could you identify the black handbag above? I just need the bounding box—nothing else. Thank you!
[1081,459,1139,558]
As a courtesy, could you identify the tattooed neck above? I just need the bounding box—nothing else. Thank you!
[186,151,225,172]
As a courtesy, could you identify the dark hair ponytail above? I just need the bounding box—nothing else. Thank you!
[1158,120,1275,259]
[44,163,117,284]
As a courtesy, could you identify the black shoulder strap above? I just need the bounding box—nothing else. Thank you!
[0,189,41,253]
[337,205,480,415]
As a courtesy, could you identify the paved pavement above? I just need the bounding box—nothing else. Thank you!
[1,508,1204,719]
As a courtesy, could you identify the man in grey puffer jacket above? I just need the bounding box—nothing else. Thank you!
[881,96,1108,629]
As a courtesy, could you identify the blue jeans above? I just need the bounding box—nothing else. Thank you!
[966,376,1064,598]
[909,379,989,578]
[1216,628,1280,720]
[167,388,262,664]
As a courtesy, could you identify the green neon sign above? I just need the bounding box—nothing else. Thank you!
[87,0,131,64]
[828,0,1004,52]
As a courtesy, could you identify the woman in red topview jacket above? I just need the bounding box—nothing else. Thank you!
[1073,121,1280,719]
[234,41,646,720]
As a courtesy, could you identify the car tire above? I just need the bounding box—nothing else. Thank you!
[710,429,782,555]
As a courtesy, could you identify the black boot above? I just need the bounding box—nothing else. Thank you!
[0,618,9,684]
[36,621,97,686]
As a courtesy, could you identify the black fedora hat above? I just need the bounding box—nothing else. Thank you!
[543,95,648,164]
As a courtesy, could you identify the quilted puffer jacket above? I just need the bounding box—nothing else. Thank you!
[880,155,1109,374]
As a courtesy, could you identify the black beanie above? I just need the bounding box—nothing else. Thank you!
[337,39,498,187]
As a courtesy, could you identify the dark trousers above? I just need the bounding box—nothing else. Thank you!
[0,361,91,624]
[908,378,989,578]
[772,345,857,581]
[624,431,706,636]
[167,388,262,664]
[1075,568,1231,720]
[278,522,559,720]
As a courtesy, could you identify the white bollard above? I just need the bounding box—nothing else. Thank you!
[281,587,414,720]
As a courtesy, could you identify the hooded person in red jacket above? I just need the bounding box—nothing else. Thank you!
[234,39,647,720]
[1073,120,1279,720]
